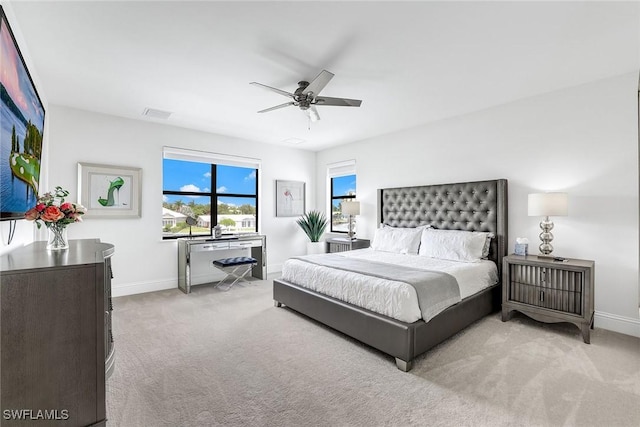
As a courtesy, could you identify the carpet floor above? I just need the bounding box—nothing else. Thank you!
[106,277,640,426]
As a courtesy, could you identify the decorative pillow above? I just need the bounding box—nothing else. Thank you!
[418,229,491,262]
[482,233,495,259]
[371,226,424,255]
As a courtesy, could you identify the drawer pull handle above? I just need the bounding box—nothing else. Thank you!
[540,291,544,302]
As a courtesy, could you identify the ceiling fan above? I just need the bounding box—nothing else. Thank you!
[250,70,362,122]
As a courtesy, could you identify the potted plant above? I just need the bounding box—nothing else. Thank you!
[296,210,328,254]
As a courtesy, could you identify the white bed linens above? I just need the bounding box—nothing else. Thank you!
[281,248,498,323]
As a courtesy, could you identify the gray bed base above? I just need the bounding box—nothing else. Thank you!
[273,279,500,371]
[273,179,508,372]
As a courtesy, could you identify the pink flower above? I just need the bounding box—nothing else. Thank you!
[24,207,40,221]
[36,203,46,212]
[40,206,65,223]
[60,202,73,212]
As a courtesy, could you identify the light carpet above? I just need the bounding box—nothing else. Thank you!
[106,277,640,426]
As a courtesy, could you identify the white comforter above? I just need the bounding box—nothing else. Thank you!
[281,248,498,323]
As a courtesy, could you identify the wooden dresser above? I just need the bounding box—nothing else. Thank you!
[0,239,114,426]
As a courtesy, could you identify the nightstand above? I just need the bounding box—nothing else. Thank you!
[502,254,595,343]
[326,237,370,253]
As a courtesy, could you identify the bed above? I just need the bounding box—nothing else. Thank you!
[273,179,508,371]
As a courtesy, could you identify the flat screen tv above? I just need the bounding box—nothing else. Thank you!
[0,6,45,220]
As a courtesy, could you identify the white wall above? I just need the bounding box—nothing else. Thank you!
[317,72,639,337]
[45,105,315,296]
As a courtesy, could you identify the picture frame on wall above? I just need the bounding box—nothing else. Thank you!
[78,162,142,218]
[276,180,305,217]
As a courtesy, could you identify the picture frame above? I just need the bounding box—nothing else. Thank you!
[276,180,305,217]
[78,162,141,218]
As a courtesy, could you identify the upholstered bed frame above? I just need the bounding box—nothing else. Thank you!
[273,179,508,371]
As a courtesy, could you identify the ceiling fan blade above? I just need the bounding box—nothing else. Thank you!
[314,96,362,107]
[306,106,320,122]
[302,70,334,96]
[257,102,295,113]
[250,82,294,98]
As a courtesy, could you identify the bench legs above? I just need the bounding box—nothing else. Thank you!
[215,264,255,291]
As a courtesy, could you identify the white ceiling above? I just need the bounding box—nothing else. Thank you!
[8,1,640,151]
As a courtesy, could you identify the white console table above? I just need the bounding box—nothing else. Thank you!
[177,235,267,294]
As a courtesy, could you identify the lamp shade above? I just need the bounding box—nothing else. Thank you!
[528,193,568,217]
[342,200,360,216]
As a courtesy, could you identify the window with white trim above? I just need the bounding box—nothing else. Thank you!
[162,147,260,239]
[328,160,357,233]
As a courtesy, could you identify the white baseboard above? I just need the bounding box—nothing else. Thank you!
[112,278,176,297]
[595,311,640,338]
[113,263,283,297]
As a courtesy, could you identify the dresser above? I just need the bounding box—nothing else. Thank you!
[0,239,114,426]
[502,254,595,343]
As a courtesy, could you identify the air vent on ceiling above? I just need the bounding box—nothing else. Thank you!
[142,108,172,120]
[282,138,305,145]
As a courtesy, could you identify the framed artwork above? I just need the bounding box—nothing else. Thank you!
[78,163,141,218]
[276,180,305,217]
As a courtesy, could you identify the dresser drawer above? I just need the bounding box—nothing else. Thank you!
[507,264,584,315]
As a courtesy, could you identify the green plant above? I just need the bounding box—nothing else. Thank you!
[296,210,328,242]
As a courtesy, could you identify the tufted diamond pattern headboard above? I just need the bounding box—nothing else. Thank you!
[377,179,508,276]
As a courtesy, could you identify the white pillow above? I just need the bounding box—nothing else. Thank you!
[371,226,424,254]
[418,229,491,262]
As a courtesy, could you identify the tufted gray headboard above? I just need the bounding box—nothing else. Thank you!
[377,179,508,276]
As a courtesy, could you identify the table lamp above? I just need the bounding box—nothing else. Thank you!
[528,192,568,256]
[342,200,360,240]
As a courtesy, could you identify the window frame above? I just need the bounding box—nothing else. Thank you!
[162,162,259,240]
[330,174,356,234]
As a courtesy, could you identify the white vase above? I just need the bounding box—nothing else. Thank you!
[306,241,326,255]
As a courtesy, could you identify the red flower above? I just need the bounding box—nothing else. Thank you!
[41,206,65,222]
[60,202,73,212]
[36,203,46,212]
[24,207,40,221]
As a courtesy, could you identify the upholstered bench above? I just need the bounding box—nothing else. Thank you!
[212,257,257,291]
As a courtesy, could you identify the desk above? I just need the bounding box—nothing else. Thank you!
[178,235,267,294]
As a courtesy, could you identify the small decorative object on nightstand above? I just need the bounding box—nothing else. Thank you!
[326,237,370,253]
[502,254,595,343]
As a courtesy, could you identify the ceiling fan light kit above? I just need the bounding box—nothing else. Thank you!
[250,69,362,122]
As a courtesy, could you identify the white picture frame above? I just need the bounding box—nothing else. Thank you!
[78,162,142,218]
[275,180,305,217]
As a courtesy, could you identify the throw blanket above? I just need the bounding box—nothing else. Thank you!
[292,254,461,322]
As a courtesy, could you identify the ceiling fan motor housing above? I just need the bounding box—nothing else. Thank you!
[295,81,312,109]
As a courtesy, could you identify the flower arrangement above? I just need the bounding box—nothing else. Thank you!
[24,186,86,228]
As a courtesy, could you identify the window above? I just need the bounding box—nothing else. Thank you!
[162,148,259,239]
[330,173,357,233]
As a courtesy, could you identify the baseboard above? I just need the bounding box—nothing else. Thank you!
[113,264,283,298]
[112,278,176,297]
[595,311,640,338]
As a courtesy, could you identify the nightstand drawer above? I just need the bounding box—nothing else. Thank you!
[507,264,584,315]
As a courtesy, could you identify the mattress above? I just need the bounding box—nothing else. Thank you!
[280,248,499,323]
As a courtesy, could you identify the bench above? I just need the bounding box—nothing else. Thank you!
[212,256,258,291]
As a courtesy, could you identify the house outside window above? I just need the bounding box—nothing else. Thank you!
[162,148,260,239]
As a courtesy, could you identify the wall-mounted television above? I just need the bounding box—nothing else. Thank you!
[0,6,45,220]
